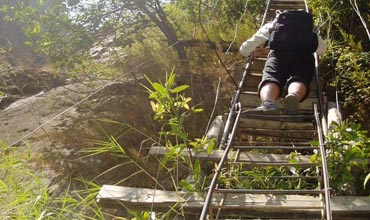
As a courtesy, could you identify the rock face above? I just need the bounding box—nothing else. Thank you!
[0,77,157,193]
[0,70,219,196]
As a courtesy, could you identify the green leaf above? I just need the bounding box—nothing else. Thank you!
[310,154,318,162]
[206,139,215,155]
[310,140,320,146]
[0,5,8,13]
[167,72,176,87]
[179,179,194,192]
[170,85,189,93]
[152,82,166,94]
[0,179,8,192]
[193,159,201,182]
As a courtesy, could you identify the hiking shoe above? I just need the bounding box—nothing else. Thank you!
[284,93,299,114]
[247,100,279,114]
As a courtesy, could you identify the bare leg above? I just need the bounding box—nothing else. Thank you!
[247,82,280,114]
[287,81,307,102]
[284,81,307,114]
[260,82,280,102]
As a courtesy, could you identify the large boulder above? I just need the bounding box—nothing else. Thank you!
[0,77,158,194]
[0,70,221,194]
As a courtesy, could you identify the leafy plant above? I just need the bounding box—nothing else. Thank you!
[78,72,213,219]
[218,163,317,190]
[335,50,370,130]
[312,120,370,195]
[143,71,214,192]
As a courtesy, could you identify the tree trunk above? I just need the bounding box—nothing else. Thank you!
[141,1,191,81]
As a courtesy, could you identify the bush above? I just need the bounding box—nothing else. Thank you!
[319,120,370,195]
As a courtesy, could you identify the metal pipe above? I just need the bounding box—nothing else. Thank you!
[199,103,242,220]
[314,52,328,136]
[219,55,253,149]
[213,188,324,194]
[261,0,272,25]
[314,104,333,220]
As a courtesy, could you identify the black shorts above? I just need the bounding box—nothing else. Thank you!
[258,50,315,101]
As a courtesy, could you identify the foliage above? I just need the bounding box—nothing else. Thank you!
[308,0,370,49]
[0,141,104,219]
[0,142,50,219]
[143,72,215,193]
[217,152,318,190]
[4,0,94,69]
[309,0,370,128]
[3,0,269,80]
[335,50,370,129]
[171,0,265,42]
[312,121,370,195]
[79,72,213,218]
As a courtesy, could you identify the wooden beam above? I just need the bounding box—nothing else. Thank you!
[148,146,236,162]
[239,117,314,130]
[97,185,370,219]
[148,146,314,166]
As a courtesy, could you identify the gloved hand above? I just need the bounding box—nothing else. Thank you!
[239,41,253,57]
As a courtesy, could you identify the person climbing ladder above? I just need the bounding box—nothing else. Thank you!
[239,10,327,114]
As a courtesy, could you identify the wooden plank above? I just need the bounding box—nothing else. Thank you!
[250,58,266,72]
[149,146,238,162]
[253,47,269,58]
[271,0,305,4]
[148,146,314,166]
[235,141,312,146]
[270,4,305,10]
[239,117,314,130]
[236,151,314,164]
[97,185,370,219]
[237,128,316,140]
[96,185,182,212]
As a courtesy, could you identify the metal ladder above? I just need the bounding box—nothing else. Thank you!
[199,0,332,219]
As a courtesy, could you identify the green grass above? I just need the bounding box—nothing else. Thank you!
[0,141,105,220]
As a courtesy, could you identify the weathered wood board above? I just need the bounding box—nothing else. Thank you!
[148,146,313,165]
[97,185,370,219]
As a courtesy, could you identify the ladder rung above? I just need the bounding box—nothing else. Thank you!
[233,145,318,150]
[236,141,313,146]
[212,188,324,195]
[241,113,315,122]
[238,175,322,180]
[229,161,318,167]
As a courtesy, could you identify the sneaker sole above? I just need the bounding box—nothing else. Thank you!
[246,107,280,115]
[284,95,299,114]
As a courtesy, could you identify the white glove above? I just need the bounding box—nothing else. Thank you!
[239,35,268,58]
[239,41,254,57]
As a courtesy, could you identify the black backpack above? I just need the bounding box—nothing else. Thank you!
[269,10,318,53]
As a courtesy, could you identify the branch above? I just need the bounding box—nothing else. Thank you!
[350,0,370,41]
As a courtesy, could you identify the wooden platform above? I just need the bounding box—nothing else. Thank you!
[97,185,370,219]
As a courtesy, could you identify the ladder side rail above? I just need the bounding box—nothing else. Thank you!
[219,0,272,150]
[199,103,242,220]
[314,52,328,135]
[200,1,274,219]
[219,55,253,149]
[261,0,273,25]
[314,103,333,220]
[304,0,309,13]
